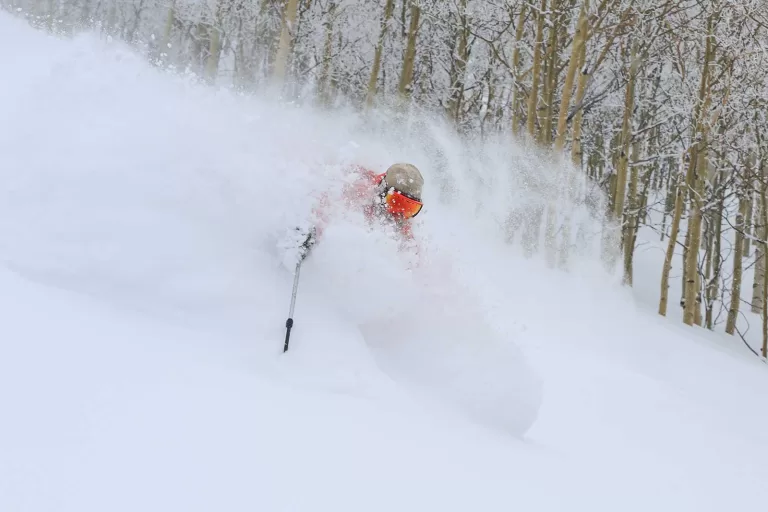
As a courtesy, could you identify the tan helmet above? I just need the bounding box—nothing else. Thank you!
[383,163,424,201]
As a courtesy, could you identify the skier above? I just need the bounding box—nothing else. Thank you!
[295,162,425,260]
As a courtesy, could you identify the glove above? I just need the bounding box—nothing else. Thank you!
[278,223,319,270]
[297,225,317,261]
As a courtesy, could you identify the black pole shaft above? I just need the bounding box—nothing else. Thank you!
[283,318,294,352]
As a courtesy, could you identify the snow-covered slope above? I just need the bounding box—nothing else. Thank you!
[1,13,768,512]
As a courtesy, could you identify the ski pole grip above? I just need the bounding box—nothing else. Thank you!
[284,318,294,352]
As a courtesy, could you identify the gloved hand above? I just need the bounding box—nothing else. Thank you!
[278,223,318,270]
[297,225,317,261]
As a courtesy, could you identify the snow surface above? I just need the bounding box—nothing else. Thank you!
[1,12,768,512]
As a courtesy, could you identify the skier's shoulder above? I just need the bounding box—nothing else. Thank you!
[342,164,381,198]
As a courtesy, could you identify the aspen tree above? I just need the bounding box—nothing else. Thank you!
[763,235,768,359]
[659,162,685,317]
[705,166,726,329]
[539,0,559,145]
[660,160,675,241]
[446,0,469,123]
[161,0,175,56]
[622,134,642,285]
[320,1,337,105]
[558,24,587,268]
[691,139,710,326]
[744,191,754,257]
[398,1,421,99]
[621,49,662,283]
[613,37,640,277]
[752,172,766,314]
[205,3,223,83]
[365,0,396,108]
[702,205,714,325]
[570,39,588,166]
[249,0,273,81]
[681,212,690,309]
[558,23,589,268]
[570,3,631,158]
[125,0,147,42]
[555,0,588,153]
[104,1,117,35]
[613,38,639,219]
[79,0,94,29]
[726,189,747,335]
[528,0,555,263]
[273,0,300,87]
[756,128,768,321]
[762,157,768,357]
[681,12,715,326]
[527,0,547,139]
[637,131,657,227]
[511,4,527,136]
[683,125,713,326]
[542,0,566,265]
[188,22,207,76]
[541,0,563,265]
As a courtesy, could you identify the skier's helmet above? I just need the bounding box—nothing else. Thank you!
[381,163,424,219]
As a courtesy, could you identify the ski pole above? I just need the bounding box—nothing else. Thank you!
[283,259,303,352]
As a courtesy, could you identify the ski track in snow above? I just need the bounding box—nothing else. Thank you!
[1,12,768,512]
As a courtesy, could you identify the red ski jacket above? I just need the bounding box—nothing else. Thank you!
[306,165,417,251]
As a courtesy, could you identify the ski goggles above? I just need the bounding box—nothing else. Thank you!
[384,188,423,219]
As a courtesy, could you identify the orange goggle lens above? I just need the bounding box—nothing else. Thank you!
[385,189,423,219]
